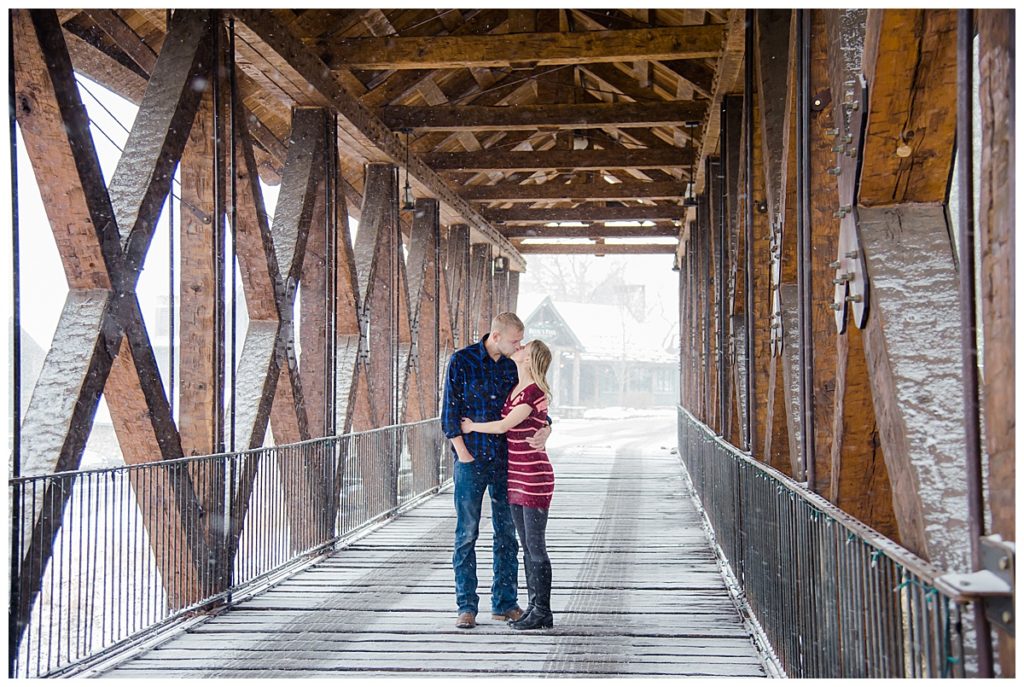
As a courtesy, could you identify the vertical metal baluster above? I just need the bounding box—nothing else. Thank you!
[927,582,940,676]
[837,530,846,677]
[866,549,877,677]
[795,498,803,675]
[897,565,909,676]
[137,469,146,628]
[837,525,845,677]
[861,542,870,677]
[918,577,930,677]
[258,449,265,579]
[128,468,136,635]
[32,479,40,676]
[814,513,824,677]
[62,475,71,667]
[921,573,929,675]
[849,538,860,676]
[902,569,915,677]
[881,556,891,677]
[115,470,123,642]
[74,473,84,663]
[26,481,34,676]
[149,466,158,624]
[85,474,96,656]
[886,559,899,676]
[880,554,892,676]
[46,477,56,674]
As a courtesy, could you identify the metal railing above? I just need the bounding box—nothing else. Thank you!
[8,418,449,678]
[677,406,972,678]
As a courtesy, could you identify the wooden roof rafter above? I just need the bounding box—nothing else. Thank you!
[319,24,725,70]
[228,9,527,270]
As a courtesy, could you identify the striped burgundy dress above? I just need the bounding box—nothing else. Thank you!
[503,383,554,510]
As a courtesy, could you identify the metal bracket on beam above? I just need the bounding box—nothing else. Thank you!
[935,535,1015,636]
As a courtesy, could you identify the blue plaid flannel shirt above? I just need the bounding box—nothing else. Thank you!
[441,335,518,464]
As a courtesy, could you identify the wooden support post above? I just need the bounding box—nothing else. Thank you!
[404,198,449,489]
[977,9,1015,675]
[332,167,363,435]
[702,170,719,431]
[179,89,219,457]
[176,55,233,591]
[748,59,774,465]
[722,95,744,448]
[798,11,893,525]
[299,171,332,438]
[470,243,493,342]
[353,163,401,430]
[693,213,706,423]
[407,198,452,418]
[227,106,329,559]
[687,233,698,416]
[446,225,472,348]
[506,270,520,316]
[754,9,797,475]
[493,264,510,315]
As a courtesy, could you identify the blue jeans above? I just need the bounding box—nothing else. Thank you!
[452,459,519,615]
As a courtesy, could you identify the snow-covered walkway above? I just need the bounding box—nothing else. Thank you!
[102,416,768,678]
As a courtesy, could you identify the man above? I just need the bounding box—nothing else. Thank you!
[441,312,550,629]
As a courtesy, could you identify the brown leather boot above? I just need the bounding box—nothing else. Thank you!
[456,611,477,629]
[491,606,525,622]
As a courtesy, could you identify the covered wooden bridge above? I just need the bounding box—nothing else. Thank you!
[7,7,1015,679]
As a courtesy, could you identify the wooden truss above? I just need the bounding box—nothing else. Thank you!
[10,9,482,634]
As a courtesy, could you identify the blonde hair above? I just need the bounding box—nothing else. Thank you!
[528,340,553,402]
[491,312,524,334]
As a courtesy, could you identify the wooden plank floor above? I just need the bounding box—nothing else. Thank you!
[103,416,767,678]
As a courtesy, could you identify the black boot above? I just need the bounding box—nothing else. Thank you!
[511,560,552,630]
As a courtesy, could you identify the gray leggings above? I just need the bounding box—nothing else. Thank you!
[510,504,549,565]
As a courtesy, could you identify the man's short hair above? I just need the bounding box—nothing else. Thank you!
[491,312,524,334]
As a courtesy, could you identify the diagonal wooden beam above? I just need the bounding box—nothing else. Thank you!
[859,9,958,204]
[425,147,692,172]
[353,163,401,429]
[754,9,795,233]
[463,180,685,202]
[229,9,525,271]
[693,9,746,196]
[12,9,215,641]
[15,15,119,291]
[107,10,214,277]
[228,107,329,558]
[381,101,706,132]
[83,9,158,74]
[321,25,725,70]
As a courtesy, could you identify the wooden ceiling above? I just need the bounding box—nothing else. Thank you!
[56,8,746,265]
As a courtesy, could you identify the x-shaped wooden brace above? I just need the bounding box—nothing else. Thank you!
[226,102,331,557]
[12,9,215,639]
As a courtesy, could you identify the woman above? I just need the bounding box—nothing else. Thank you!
[461,340,555,630]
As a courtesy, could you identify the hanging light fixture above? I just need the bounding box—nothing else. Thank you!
[683,121,698,207]
[401,128,415,211]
